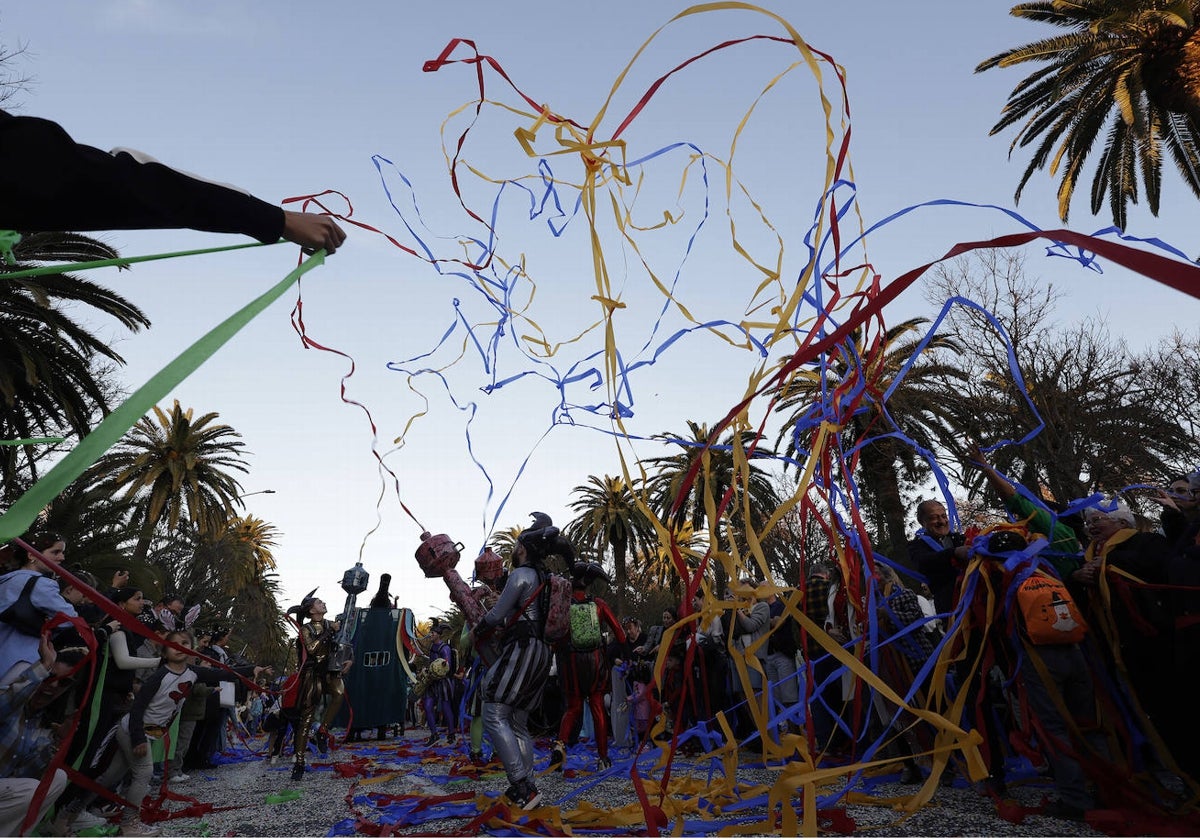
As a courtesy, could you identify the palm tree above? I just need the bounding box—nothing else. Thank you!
[83,400,249,567]
[209,514,279,593]
[0,232,149,496]
[644,421,782,599]
[771,318,966,566]
[565,474,658,614]
[977,1,1200,229]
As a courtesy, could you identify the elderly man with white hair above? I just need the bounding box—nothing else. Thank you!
[1071,496,1174,746]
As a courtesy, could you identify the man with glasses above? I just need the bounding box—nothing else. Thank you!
[0,631,87,836]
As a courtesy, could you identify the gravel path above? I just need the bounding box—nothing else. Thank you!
[139,728,1104,837]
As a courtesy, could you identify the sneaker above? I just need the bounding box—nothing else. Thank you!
[267,754,280,766]
[168,772,190,783]
[508,779,541,810]
[597,756,612,771]
[118,819,161,836]
[71,809,109,830]
[446,733,456,746]
[424,733,440,747]
[549,740,566,771]
[469,750,485,766]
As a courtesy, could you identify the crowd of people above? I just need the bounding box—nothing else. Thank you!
[0,538,273,836]
[2,465,1199,832]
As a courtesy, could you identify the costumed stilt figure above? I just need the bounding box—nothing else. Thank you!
[471,512,573,810]
[550,561,625,771]
[285,589,350,781]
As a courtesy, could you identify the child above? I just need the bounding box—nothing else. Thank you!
[56,631,196,835]
[58,631,264,836]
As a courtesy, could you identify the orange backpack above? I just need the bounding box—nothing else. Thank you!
[1016,573,1087,645]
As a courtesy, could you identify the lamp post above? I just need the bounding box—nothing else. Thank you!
[240,489,276,499]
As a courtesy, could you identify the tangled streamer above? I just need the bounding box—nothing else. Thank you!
[297,2,1199,835]
[4,2,1200,835]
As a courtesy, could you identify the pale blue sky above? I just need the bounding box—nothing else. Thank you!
[3,1,1197,622]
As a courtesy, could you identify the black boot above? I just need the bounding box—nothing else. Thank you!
[291,761,305,782]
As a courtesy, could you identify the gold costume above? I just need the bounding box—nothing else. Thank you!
[292,618,345,774]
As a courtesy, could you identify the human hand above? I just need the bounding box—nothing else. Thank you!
[1146,489,1179,510]
[964,442,988,470]
[133,742,148,758]
[112,570,130,587]
[1072,561,1100,585]
[282,211,347,255]
[340,660,352,675]
[39,631,56,669]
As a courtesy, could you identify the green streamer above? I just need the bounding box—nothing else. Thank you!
[72,651,109,772]
[0,233,275,280]
[0,437,66,446]
[0,251,326,542]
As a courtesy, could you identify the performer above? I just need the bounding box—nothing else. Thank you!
[550,562,625,771]
[471,513,572,810]
[460,549,505,764]
[285,590,350,781]
[421,623,458,746]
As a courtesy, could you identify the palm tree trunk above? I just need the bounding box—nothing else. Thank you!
[859,441,907,568]
[613,536,628,616]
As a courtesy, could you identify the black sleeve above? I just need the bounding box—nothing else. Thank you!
[0,111,284,243]
[910,537,961,612]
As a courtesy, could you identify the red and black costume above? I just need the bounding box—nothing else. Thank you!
[554,563,625,767]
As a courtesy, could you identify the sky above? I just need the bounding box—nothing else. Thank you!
[3,1,1198,626]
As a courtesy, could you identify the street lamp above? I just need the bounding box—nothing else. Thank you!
[240,489,276,498]
[235,489,276,507]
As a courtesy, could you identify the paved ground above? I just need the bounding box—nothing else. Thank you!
[111,728,1112,837]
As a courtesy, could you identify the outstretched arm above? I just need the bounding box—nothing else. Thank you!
[0,110,345,251]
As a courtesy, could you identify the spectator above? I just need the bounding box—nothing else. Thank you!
[763,587,802,741]
[0,532,78,684]
[0,632,88,837]
[873,563,938,784]
[680,591,728,743]
[73,587,160,776]
[799,562,838,751]
[966,444,1083,578]
[1071,500,1173,744]
[996,531,1099,822]
[908,500,967,616]
[1152,473,1200,545]
[729,577,771,740]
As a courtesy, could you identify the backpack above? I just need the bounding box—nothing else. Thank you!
[568,598,602,651]
[1016,573,1087,645]
[538,571,572,643]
